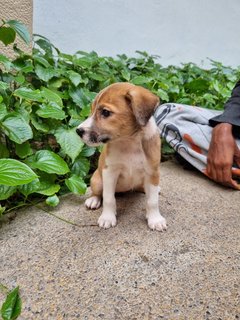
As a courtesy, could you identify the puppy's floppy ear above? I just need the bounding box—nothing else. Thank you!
[125,86,160,126]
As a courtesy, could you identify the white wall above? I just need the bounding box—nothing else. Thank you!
[33,0,240,67]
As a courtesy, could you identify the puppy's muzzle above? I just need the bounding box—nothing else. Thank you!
[76,127,98,143]
[76,127,85,138]
[76,127,110,145]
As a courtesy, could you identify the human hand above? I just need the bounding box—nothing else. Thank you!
[206,123,240,189]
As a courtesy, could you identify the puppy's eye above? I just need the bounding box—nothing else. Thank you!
[101,109,111,118]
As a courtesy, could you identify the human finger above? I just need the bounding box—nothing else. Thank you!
[226,179,240,190]
[232,168,240,176]
[206,159,217,181]
[234,144,240,167]
[221,166,233,184]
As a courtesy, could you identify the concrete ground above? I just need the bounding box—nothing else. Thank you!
[0,160,239,320]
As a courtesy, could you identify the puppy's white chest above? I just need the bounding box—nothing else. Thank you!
[122,151,145,173]
[124,154,145,189]
[106,142,146,191]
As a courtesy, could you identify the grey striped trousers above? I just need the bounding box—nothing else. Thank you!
[154,103,240,176]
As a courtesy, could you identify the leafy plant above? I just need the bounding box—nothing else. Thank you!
[0,286,22,320]
[0,20,30,46]
[0,31,239,214]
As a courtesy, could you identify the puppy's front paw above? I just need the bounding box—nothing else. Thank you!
[98,213,117,229]
[85,196,102,210]
[148,215,167,232]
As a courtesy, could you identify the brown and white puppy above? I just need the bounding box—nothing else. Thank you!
[76,82,167,231]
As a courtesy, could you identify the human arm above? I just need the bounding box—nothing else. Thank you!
[209,80,240,130]
[206,123,240,189]
[207,81,240,189]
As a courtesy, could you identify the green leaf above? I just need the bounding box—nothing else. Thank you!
[41,87,63,107]
[66,71,84,86]
[0,81,9,90]
[71,158,90,177]
[48,78,66,89]
[203,93,216,104]
[15,142,33,159]
[54,127,84,162]
[69,87,91,107]
[74,56,93,68]
[33,54,50,67]
[0,54,12,69]
[177,97,192,105]
[18,179,40,197]
[14,102,31,122]
[186,79,209,93]
[6,20,31,44]
[14,87,43,102]
[80,105,91,118]
[0,185,17,200]
[37,182,60,196]
[18,64,33,74]
[46,194,59,207]
[161,140,174,155]
[1,113,33,143]
[30,114,49,133]
[168,85,179,94]
[121,69,131,81]
[157,89,169,102]
[212,80,221,93]
[35,64,56,82]
[14,74,25,85]
[34,37,54,55]
[65,174,87,194]
[0,159,37,186]
[132,76,151,85]
[80,146,96,157]
[69,87,83,106]
[68,118,81,127]
[0,27,16,46]
[218,87,230,99]
[36,103,66,120]
[1,286,22,320]
[158,82,170,91]
[25,171,59,196]
[0,143,9,158]
[88,72,105,81]
[26,150,69,174]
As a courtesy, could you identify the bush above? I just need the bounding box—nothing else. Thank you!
[0,34,239,215]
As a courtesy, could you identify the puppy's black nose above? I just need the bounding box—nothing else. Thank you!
[76,127,85,138]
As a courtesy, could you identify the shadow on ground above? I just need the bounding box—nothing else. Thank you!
[0,160,239,319]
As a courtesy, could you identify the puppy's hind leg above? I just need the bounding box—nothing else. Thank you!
[85,169,102,210]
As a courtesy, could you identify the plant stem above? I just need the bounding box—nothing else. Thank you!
[0,283,9,294]
[5,202,29,213]
[30,201,97,227]
[0,20,6,28]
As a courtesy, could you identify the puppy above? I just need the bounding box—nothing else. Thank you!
[76,82,167,231]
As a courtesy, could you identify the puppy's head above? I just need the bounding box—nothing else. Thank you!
[76,82,159,146]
